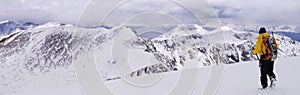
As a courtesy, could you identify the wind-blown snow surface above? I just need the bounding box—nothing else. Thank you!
[216,57,300,95]
[4,57,300,95]
[0,22,300,95]
[109,56,300,95]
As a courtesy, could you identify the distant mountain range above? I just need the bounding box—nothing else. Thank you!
[1,20,299,41]
[0,20,38,36]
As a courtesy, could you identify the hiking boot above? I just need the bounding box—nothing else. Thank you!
[258,85,267,90]
[270,77,277,81]
[270,77,276,87]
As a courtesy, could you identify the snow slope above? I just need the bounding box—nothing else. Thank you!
[5,56,300,95]
[216,57,300,95]
[0,23,111,95]
[108,56,300,95]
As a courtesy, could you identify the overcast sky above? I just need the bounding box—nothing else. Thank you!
[0,0,299,26]
[0,0,88,24]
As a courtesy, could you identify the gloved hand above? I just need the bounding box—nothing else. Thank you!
[251,46,257,55]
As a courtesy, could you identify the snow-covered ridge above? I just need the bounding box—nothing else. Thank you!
[34,22,72,29]
[0,23,113,94]
[127,24,300,77]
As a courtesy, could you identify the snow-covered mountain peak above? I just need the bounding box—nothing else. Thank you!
[0,20,14,24]
[176,24,207,33]
[157,24,208,39]
[0,20,10,24]
[22,22,38,26]
[221,26,233,31]
[0,20,21,27]
[35,22,66,29]
[0,20,22,36]
[21,22,39,30]
[271,24,299,33]
[0,20,20,25]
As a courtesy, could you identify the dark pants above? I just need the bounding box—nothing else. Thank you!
[260,60,276,87]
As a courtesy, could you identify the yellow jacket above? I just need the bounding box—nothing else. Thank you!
[252,32,279,57]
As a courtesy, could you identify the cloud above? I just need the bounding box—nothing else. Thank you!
[101,0,219,26]
[0,0,211,27]
[212,6,240,18]
[101,0,198,26]
[208,0,300,25]
[0,0,89,24]
[0,0,299,26]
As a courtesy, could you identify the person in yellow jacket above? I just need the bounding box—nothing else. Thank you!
[253,27,278,89]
